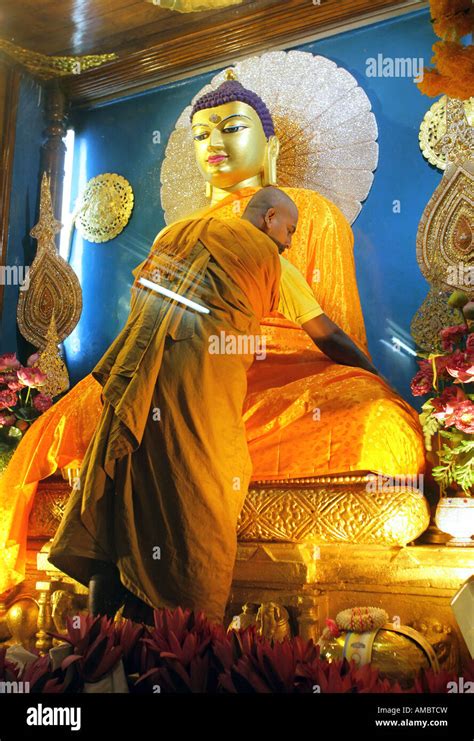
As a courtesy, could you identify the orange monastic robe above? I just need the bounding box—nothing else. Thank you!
[0,187,425,595]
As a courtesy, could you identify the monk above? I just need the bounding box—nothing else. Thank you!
[46,188,382,625]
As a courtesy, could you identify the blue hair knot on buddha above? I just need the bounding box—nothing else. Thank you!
[190,80,275,139]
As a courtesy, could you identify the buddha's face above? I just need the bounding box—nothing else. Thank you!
[191,101,268,189]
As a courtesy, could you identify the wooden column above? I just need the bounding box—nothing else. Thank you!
[0,60,20,320]
[39,78,70,236]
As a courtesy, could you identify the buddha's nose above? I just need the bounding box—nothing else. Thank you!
[209,127,225,148]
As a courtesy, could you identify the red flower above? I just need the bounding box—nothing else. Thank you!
[440,324,467,352]
[49,614,124,685]
[33,393,53,412]
[16,367,47,388]
[467,334,474,353]
[0,390,17,410]
[7,379,24,392]
[453,400,474,434]
[414,668,457,694]
[410,360,434,396]
[446,350,474,383]
[324,618,340,638]
[0,412,16,426]
[434,355,452,379]
[0,353,21,371]
[431,386,467,425]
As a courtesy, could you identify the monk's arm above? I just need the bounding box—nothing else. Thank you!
[301,313,380,376]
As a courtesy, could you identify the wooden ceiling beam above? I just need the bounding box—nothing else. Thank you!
[60,0,427,106]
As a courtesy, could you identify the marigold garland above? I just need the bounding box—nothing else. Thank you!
[431,0,474,40]
[336,606,389,633]
[418,0,474,100]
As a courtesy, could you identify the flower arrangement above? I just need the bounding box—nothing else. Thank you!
[417,0,474,100]
[411,291,474,496]
[0,352,52,456]
[1,606,473,693]
[323,607,389,638]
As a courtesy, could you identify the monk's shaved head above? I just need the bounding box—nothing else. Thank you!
[243,186,297,220]
[242,186,298,254]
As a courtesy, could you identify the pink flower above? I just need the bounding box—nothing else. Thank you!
[0,390,18,410]
[26,352,40,367]
[16,367,46,388]
[0,372,18,385]
[0,412,16,426]
[446,350,474,384]
[410,360,434,396]
[7,380,24,392]
[440,324,467,352]
[0,353,21,371]
[33,393,53,412]
[432,386,467,425]
[453,400,474,434]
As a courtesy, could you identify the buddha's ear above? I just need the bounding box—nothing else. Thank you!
[263,135,280,186]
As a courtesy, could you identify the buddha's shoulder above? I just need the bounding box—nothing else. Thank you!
[278,187,349,220]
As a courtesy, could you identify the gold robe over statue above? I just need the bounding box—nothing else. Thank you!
[0,66,425,597]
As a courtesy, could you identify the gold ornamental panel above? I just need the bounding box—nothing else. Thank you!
[238,483,430,547]
[75,173,134,243]
[411,284,461,353]
[28,478,70,539]
[17,173,82,349]
[0,40,117,80]
[419,96,474,170]
[416,165,473,294]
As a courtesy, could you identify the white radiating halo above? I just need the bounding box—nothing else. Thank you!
[160,50,379,225]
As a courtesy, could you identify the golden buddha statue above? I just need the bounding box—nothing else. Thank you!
[0,65,426,596]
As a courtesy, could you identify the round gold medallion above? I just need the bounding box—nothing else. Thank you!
[75,173,134,243]
[419,95,474,170]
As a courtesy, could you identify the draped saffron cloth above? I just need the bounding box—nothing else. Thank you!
[0,187,425,595]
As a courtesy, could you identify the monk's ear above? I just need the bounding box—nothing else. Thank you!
[264,207,276,229]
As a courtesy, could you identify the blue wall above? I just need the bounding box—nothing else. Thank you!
[307,9,442,405]
[5,9,443,406]
[0,74,44,357]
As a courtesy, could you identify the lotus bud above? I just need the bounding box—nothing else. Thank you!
[448,290,469,309]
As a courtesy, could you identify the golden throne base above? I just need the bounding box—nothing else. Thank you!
[5,472,471,672]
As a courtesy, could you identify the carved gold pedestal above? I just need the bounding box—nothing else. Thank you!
[227,542,473,672]
[239,478,430,546]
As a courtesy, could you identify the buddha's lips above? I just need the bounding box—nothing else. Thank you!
[207,155,228,164]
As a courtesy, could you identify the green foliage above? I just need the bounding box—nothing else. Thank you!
[432,430,474,495]
[14,405,41,422]
[419,400,440,451]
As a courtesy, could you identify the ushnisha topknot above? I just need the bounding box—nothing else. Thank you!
[190,70,275,139]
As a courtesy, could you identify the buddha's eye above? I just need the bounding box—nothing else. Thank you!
[223,124,247,134]
[193,131,209,141]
